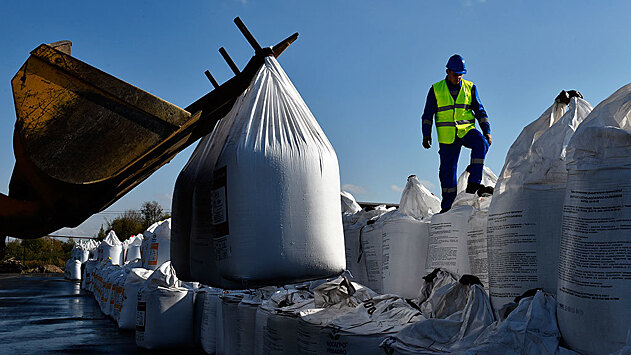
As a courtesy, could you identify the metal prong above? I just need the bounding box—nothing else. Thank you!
[272,33,299,58]
[234,17,262,52]
[204,70,219,89]
[218,47,240,75]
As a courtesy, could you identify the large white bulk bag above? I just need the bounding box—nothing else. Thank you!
[136,261,194,349]
[344,205,391,286]
[190,56,345,287]
[97,231,122,265]
[124,234,143,264]
[427,167,496,286]
[172,130,219,282]
[359,175,439,297]
[487,97,592,312]
[65,259,81,280]
[141,219,171,271]
[557,84,631,355]
[117,267,153,330]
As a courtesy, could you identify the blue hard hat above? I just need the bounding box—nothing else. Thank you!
[446,54,467,74]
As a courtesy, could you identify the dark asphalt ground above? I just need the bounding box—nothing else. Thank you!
[0,274,204,354]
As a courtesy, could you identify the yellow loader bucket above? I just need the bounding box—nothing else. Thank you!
[2,19,298,239]
[12,42,192,184]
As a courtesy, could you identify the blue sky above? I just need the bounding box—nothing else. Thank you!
[1,1,630,237]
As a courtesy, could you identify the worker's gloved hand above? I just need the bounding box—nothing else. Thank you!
[485,133,492,146]
[422,136,432,149]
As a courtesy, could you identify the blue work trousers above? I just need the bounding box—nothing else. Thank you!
[438,129,489,210]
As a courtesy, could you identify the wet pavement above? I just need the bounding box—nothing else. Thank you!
[0,274,203,354]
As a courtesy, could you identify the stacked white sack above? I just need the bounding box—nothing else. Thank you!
[487,96,592,312]
[136,261,194,349]
[189,56,345,288]
[117,267,153,330]
[141,219,171,270]
[123,234,143,264]
[427,167,497,286]
[238,287,278,355]
[557,84,631,354]
[254,288,315,355]
[360,175,440,297]
[220,291,247,355]
[343,203,392,286]
[97,231,123,265]
[65,259,81,280]
[82,260,98,291]
[193,286,211,347]
[200,288,225,354]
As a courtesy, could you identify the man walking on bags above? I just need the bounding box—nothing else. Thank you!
[421,54,493,213]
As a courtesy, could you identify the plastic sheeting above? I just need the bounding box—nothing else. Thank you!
[467,291,561,354]
[557,84,631,355]
[487,97,592,312]
[314,294,422,355]
[255,288,315,355]
[136,261,194,349]
[382,281,493,354]
[188,56,344,288]
[427,167,496,286]
[341,191,362,218]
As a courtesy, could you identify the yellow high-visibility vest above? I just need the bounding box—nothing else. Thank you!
[432,79,476,144]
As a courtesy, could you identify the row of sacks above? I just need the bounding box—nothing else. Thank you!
[64,218,173,281]
[341,168,496,299]
[82,258,199,347]
[80,234,570,354]
[486,85,631,354]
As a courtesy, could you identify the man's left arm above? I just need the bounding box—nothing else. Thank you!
[472,85,491,145]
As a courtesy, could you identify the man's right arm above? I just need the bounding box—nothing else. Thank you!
[421,87,436,139]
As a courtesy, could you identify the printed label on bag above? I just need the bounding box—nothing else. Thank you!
[148,242,159,266]
[211,166,229,238]
[214,235,231,261]
[136,301,146,332]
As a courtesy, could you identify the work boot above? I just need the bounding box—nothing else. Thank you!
[477,185,494,197]
[465,182,481,194]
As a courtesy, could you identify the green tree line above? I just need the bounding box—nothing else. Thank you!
[2,201,169,269]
